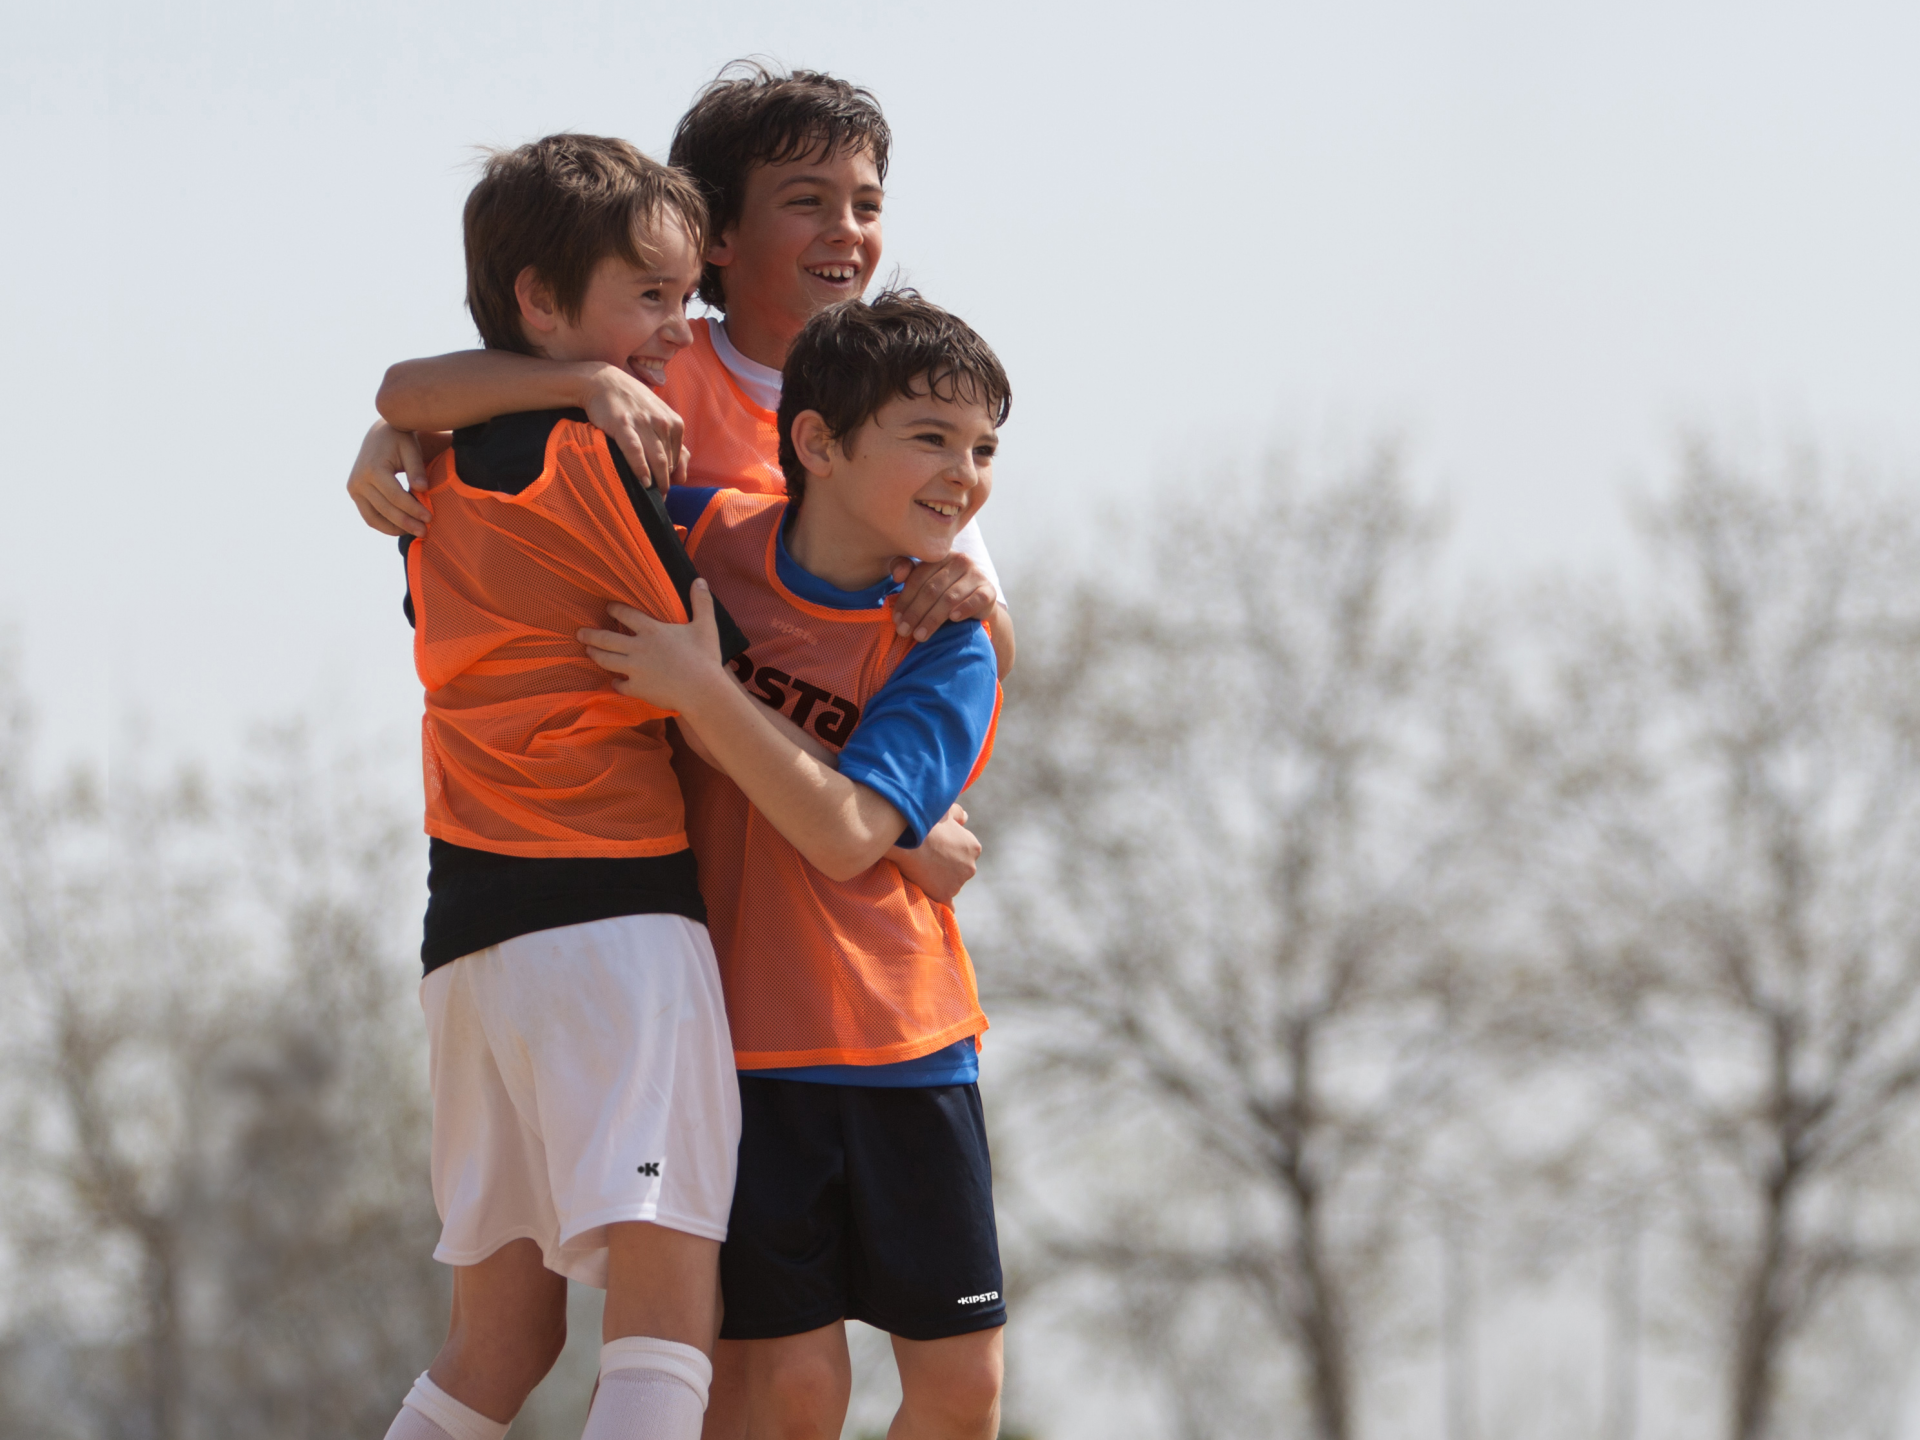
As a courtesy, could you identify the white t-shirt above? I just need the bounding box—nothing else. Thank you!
[708,319,1007,607]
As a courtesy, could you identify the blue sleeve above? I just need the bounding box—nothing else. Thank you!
[662,485,722,530]
[837,619,998,848]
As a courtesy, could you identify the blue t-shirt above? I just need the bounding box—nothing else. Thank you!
[665,487,993,1088]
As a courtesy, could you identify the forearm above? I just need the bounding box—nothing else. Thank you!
[988,602,1015,678]
[377,350,608,432]
[678,674,903,880]
[678,680,839,770]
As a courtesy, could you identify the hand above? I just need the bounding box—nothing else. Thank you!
[888,552,998,642]
[889,804,981,904]
[347,420,435,537]
[583,365,687,490]
[578,581,726,712]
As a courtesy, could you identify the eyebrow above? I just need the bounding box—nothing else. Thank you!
[772,173,885,195]
[902,415,998,441]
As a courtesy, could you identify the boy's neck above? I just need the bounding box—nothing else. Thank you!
[717,309,800,371]
[784,497,897,594]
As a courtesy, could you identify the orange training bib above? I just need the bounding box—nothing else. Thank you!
[658,319,786,496]
[408,413,693,859]
[677,489,993,1067]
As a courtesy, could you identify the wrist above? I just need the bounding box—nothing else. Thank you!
[673,661,746,731]
[569,360,622,407]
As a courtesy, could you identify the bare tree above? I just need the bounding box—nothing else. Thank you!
[970,455,1490,1439]
[13,444,1920,1440]
[1528,449,1920,1440]
[0,671,447,1440]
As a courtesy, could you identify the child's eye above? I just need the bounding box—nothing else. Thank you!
[642,288,663,301]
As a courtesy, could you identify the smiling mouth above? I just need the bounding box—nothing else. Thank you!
[917,499,962,521]
[805,263,861,283]
[628,358,669,387]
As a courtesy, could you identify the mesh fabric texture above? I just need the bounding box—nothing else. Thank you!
[678,491,994,1067]
[656,320,786,495]
[409,418,692,857]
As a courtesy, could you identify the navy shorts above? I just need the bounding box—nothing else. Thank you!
[719,1076,1006,1342]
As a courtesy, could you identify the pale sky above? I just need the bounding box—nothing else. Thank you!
[5,0,1918,772]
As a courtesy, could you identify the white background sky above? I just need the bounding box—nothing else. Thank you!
[5,0,1919,774]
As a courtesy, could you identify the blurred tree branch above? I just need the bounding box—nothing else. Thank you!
[1529,449,1920,1440]
[0,674,445,1440]
[971,453,1488,1439]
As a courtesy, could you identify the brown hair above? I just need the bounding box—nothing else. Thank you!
[463,133,709,354]
[668,61,891,311]
[777,290,1011,507]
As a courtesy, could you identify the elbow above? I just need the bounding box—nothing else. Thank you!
[375,363,423,429]
[795,790,906,881]
[813,849,873,884]
[810,837,896,884]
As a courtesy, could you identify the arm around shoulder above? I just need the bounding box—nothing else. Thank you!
[376,350,600,432]
[376,350,687,489]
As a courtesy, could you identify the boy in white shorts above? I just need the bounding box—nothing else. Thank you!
[382,134,747,1440]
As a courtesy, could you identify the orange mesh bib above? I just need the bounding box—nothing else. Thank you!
[658,319,786,496]
[679,490,993,1067]
[407,415,692,858]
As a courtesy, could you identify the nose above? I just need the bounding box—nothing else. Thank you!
[661,300,694,351]
[823,198,861,247]
[949,450,983,492]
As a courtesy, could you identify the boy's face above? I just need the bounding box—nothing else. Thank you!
[526,218,703,386]
[708,145,883,348]
[802,387,998,570]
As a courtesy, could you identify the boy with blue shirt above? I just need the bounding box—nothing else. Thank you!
[579,290,1009,1440]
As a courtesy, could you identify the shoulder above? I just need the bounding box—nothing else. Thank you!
[838,619,998,844]
[883,620,997,711]
[674,486,785,544]
[448,408,590,495]
[909,616,996,668]
[662,485,723,530]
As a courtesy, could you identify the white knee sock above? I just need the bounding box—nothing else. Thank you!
[383,1372,510,1440]
[579,1336,711,1440]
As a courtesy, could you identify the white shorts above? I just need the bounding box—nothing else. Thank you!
[420,913,740,1288]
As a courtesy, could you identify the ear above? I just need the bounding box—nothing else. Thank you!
[513,265,562,339]
[706,226,736,269]
[789,410,838,479]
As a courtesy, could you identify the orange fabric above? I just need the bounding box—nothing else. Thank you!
[408,418,692,858]
[657,319,786,496]
[678,490,993,1068]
